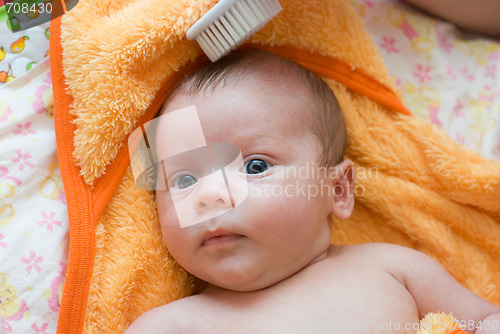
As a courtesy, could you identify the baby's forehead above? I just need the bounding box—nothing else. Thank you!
[167,62,314,110]
[158,52,320,139]
[183,53,313,94]
[160,76,314,138]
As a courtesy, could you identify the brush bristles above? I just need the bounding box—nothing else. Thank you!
[195,0,282,61]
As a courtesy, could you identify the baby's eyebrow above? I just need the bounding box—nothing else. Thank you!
[240,134,279,143]
[236,134,289,152]
[236,133,281,145]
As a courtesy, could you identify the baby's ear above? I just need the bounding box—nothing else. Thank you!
[329,159,354,220]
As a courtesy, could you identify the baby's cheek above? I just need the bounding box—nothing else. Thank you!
[246,186,295,222]
[254,179,323,224]
[156,191,180,228]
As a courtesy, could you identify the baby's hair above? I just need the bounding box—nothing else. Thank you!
[168,49,347,167]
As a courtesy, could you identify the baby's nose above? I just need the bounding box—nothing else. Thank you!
[193,174,233,214]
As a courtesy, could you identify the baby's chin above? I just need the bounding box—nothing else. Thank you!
[199,267,284,292]
[195,265,302,292]
[206,278,274,293]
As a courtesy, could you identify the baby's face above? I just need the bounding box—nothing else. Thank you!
[156,77,336,292]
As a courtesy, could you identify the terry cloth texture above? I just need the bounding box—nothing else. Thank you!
[50,0,500,333]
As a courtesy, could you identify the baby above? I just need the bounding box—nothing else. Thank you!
[125,50,500,333]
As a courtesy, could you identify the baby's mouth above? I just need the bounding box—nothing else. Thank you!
[202,230,244,247]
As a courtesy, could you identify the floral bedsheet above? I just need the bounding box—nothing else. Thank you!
[352,0,500,160]
[0,17,66,333]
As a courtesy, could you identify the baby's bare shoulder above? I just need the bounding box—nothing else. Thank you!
[124,296,207,334]
[337,242,428,261]
[333,242,423,264]
[337,241,418,256]
[335,242,441,283]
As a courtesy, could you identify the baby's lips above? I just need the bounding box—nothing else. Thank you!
[202,229,244,246]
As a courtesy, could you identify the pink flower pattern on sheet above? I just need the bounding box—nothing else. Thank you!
[20,251,44,275]
[380,36,399,54]
[11,150,34,171]
[13,122,36,136]
[38,212,62,232]
[31,322,50,334]
[413,64,432,83]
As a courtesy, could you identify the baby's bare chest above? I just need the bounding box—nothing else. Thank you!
[192,267,419,333]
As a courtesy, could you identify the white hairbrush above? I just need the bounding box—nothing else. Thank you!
[186,0,282,62]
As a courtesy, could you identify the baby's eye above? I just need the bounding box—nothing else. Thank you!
[173,174,198,189]
[243,159,272,175]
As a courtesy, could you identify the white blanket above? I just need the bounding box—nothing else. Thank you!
[0,59,67,334]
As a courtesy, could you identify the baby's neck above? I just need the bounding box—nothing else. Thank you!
[304,248,329,267]
[201,246,335,295]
